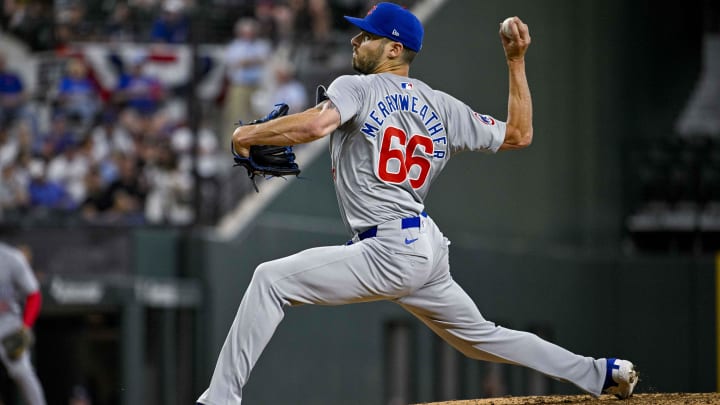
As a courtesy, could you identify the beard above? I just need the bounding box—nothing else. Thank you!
[352,44,384,74]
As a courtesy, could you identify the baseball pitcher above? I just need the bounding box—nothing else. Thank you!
[198,3,638,404]
[0,242,46,405]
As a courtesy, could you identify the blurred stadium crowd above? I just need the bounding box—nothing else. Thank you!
[0,0,418,227]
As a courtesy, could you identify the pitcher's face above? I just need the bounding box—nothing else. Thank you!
[350,31,387,74]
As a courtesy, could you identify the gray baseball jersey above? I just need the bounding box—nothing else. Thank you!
[198,73,608,405]
[0,242,46,405]
[327,73,505,235]
[0,243,39,336]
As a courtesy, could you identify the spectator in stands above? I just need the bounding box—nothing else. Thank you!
[104,154,148,219]
[12,150,33,189]
[14,121,34,161]
[90,110,135,166]
[0,163,30,215]
[114,54,166,115]
[27,159,75,211]
[107,189,146,224]
[0,123,31,215]
[46,140,90,205]
[0,124,19,169]
[287,0,331,48]
[0,52,33,131]
[105,2,136,42]
[113,54,167,136]
[0,122,33,166]
[221,17,273,145]
[83,178,145,225]
[253,60,308,114]
[6,1,53,51]
[170,121,222,223]
[53,58,102,132]
[262,1,294,44]
[145,145,194,224]
[32,112,77,160]
[149,0,190,44]
[80,165,114,221]
[170,121,222,177]
[0,124,34,196]
[254,0,282,45]
[0,150,32,219]
[55,1,94,42]
[77,151,147,225]
[53,23,75,55]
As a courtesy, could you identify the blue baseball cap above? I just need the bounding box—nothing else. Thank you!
[344,2,423,52]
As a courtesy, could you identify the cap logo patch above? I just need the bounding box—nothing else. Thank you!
[392,29,400,36]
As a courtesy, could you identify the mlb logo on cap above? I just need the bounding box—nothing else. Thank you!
[344,2,424,52]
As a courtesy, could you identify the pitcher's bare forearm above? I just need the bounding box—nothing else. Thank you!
[498,16,533,151]
[502,58,533,150]
[232,101,341,156]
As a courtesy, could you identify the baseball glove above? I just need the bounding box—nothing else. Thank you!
[2,327,33,361]
[232,103,301,192]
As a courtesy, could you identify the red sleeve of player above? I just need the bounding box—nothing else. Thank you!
[23,291,42,328]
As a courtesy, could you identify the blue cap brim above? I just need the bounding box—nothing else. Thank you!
[344,16,384,38]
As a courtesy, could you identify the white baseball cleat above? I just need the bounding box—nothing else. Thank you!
[603,358,639,399]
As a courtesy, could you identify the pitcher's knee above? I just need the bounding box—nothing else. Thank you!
[250,261,286,292]
[248,261,292,307]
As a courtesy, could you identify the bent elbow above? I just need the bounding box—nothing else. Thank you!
[517,128,533,148]
[232,126,249,147]
[504,127,533,149]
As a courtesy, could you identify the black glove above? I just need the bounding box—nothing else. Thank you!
[1,327,33,361]
[232,103,301,192]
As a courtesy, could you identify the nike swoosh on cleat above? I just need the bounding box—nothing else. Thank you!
[404,237,419,245]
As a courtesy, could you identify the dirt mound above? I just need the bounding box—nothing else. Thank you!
[412,392,720,404]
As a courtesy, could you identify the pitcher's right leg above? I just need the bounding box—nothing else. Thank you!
[198,236,427,405]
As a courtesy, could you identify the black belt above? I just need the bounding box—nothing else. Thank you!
[347,212,427,245]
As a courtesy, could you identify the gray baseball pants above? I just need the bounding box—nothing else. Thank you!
[198,215,607,404]
[0,330,46,405]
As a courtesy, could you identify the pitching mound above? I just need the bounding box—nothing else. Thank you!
[412,392,720,404]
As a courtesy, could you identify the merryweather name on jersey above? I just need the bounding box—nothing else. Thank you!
[361,93,446,140]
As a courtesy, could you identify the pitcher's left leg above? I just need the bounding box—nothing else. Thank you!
[397,272,606,396]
